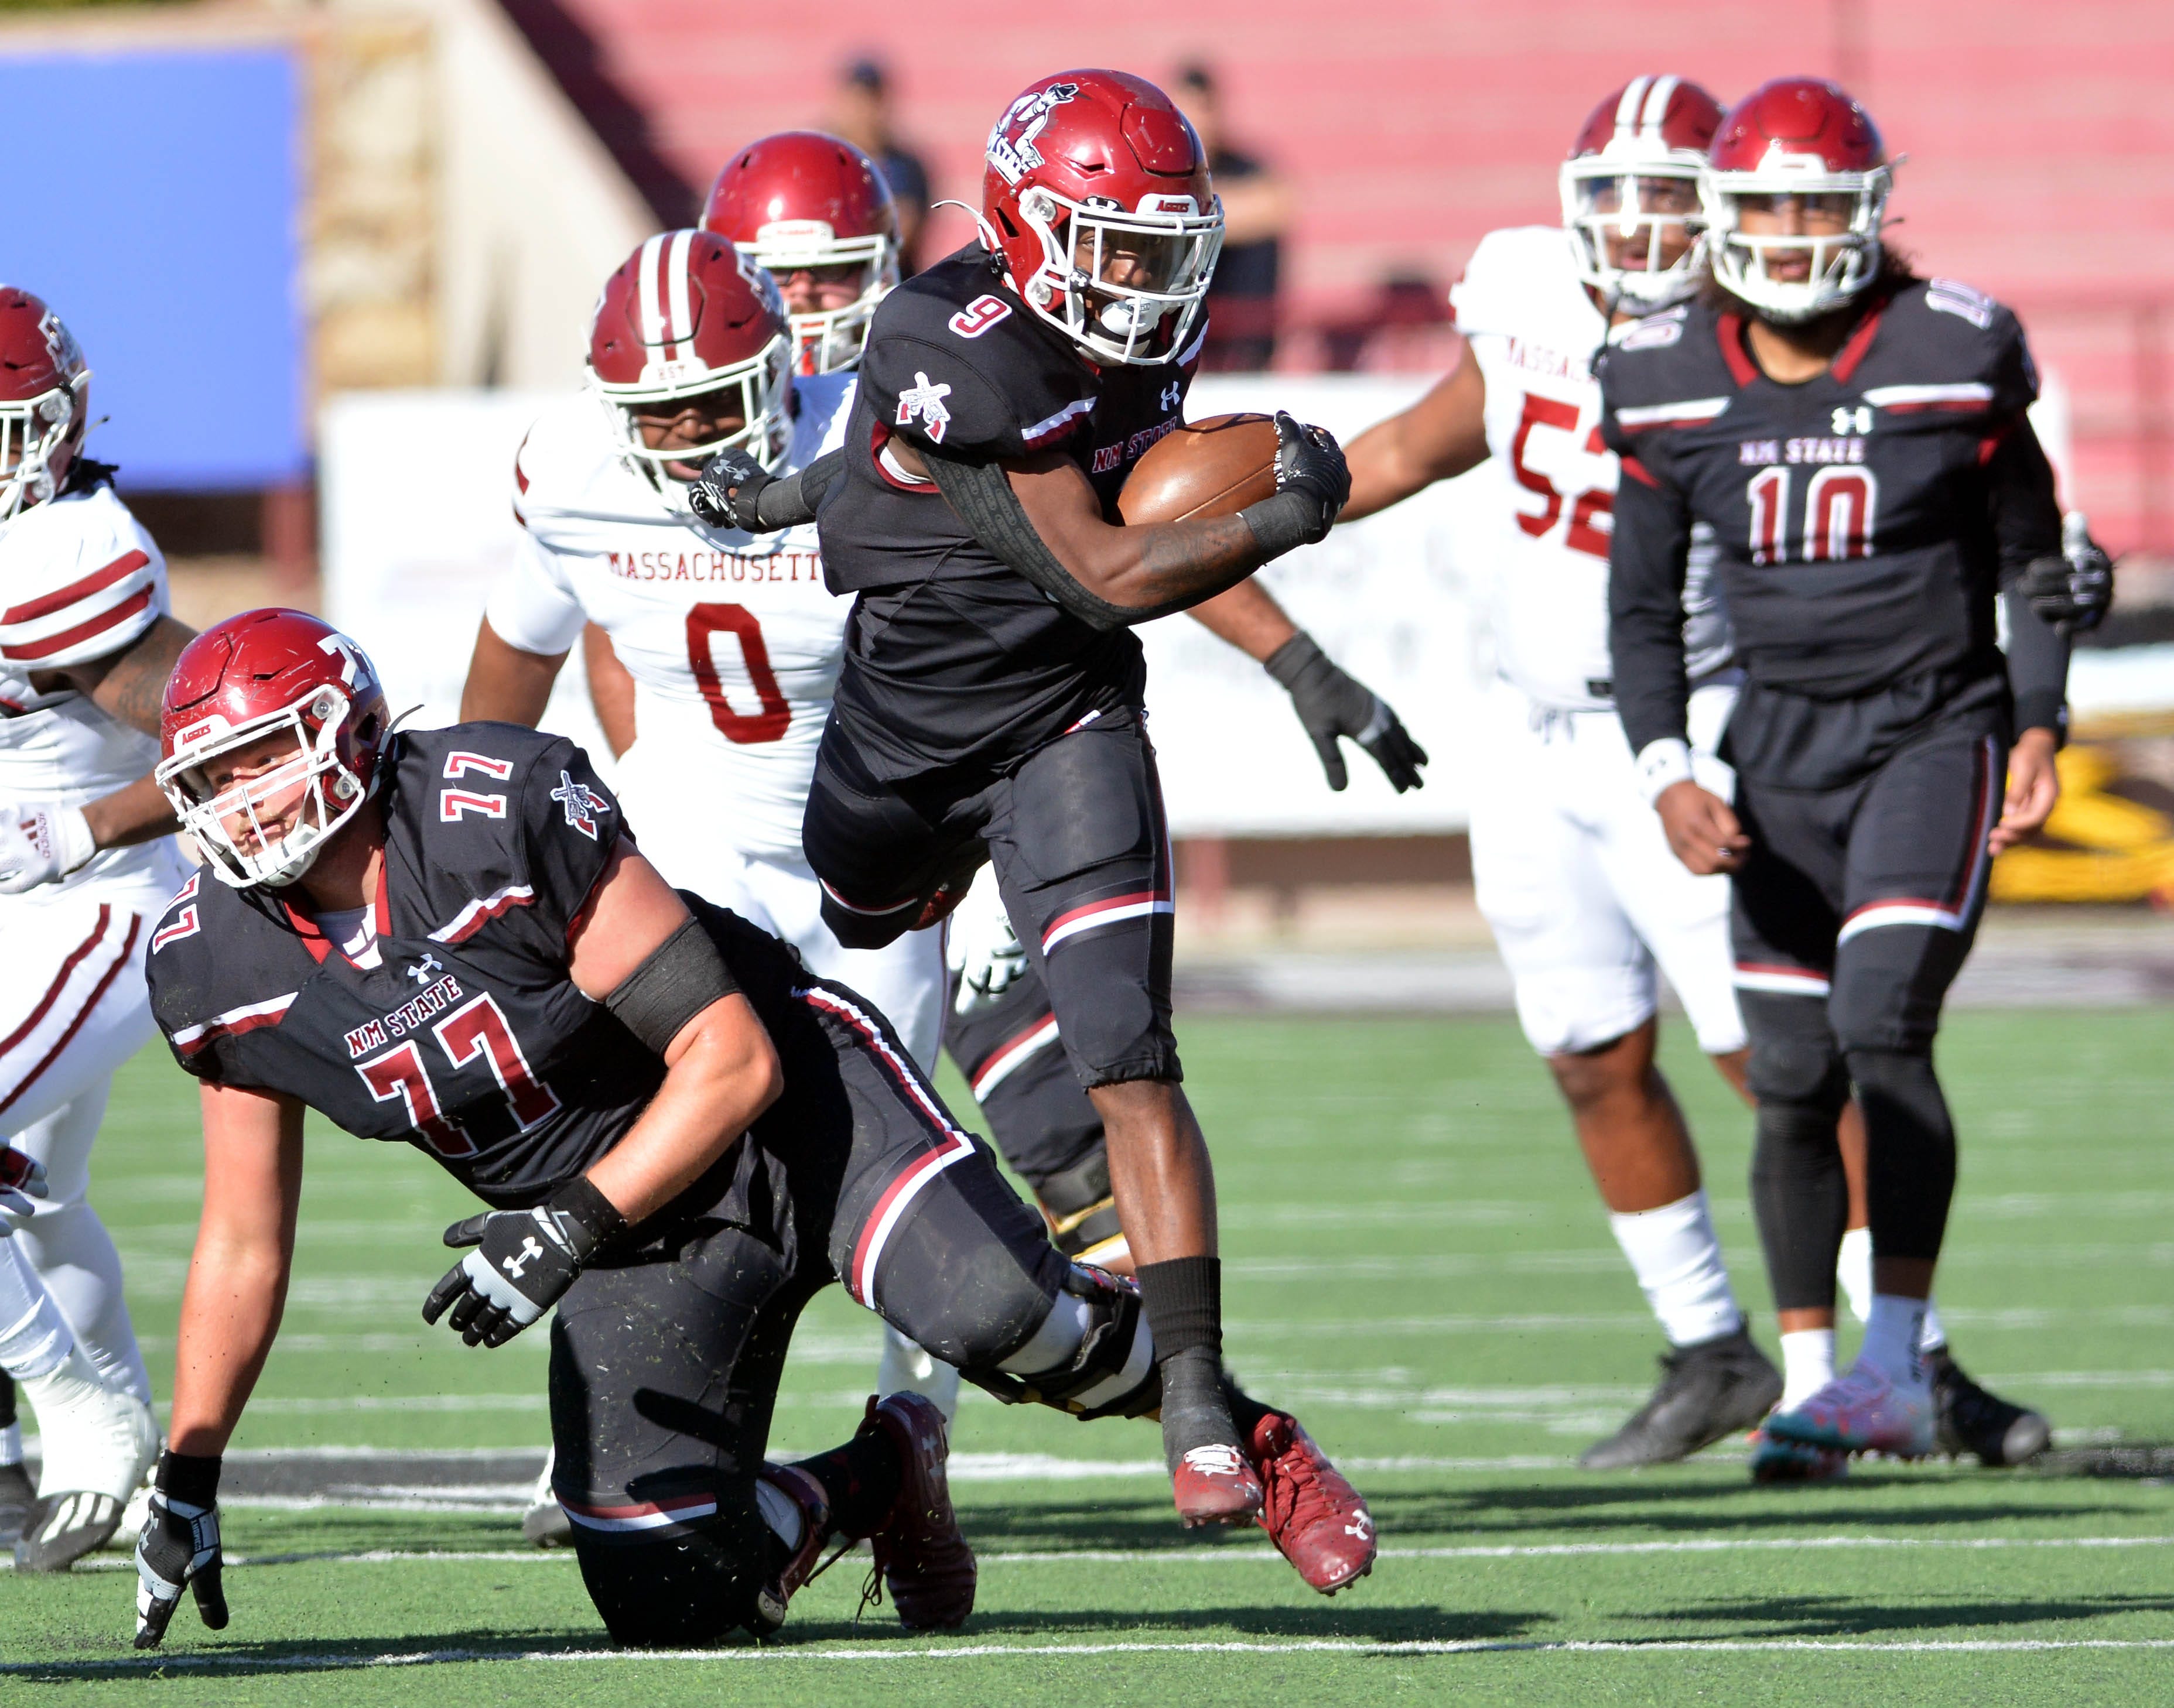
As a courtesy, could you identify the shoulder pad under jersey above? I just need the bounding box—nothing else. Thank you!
[0,485,168,671]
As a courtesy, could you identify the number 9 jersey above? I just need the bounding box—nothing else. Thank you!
[486,373,857,865]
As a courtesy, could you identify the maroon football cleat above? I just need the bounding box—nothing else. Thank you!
[860,1393,976,1630]
[745,1463,832,1637]
[1248,1411,1376,1594]
[1171,1440,1265,1527]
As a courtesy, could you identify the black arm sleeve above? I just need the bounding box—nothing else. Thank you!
[1606,453,1697,754]
[603,915,740,1053]
[921,445,1196,631]
[753,448,847,530]
[1987,418,2070,737]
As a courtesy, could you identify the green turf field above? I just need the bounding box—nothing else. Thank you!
[2,1009,2170,1704]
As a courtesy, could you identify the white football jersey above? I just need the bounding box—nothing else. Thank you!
[487,375,856,863]
[0,481,180,898]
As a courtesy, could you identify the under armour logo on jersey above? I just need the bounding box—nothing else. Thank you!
[503,1235,544,1279]
[895,372,953,444]
[407,952,443,985]
[1831,405,1874,436]
[549,771,610,841]
[1160,380,1182,412]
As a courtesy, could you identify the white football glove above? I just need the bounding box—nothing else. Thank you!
[0,1144,48,1229]
[948,870,1028,1015]
[0,801,95,894]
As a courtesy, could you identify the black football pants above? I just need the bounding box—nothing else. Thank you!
[1731,724,2004,1312]
[546,973,1065,1646]
[805,705,1180,1088]
[945,966,1124,1261]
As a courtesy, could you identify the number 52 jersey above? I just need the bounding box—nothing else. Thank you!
[486,373,857,862]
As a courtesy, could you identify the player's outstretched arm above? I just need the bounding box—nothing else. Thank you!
[459,618,568,728]
[422,844,784,1349]
[134,1080,304,1647]
[0,615,195,892]
[1338,345,1489,522]
[582,623,637,758]
[1188,583,1428,792]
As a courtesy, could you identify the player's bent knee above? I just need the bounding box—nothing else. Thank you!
[874,1152,1071,1370]
[1737,991,1848,1111]
[570,1507,769,1647]
[819,892,912,950]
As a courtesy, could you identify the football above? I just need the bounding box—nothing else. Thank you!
[1117,412,1281,525]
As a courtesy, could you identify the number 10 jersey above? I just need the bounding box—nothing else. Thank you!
[487,374,857,862]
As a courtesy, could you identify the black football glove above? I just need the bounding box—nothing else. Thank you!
[134,1460,227,1649]
[1269,410,1351,543]
[2019,512,2114,634]
[688,449,774,532]
[421,1179,625,1348]
[1264,632,1429,793]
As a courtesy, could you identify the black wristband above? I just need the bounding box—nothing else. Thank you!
[1238,488,1324,562]
[1134,1255,1223,1360]
[1262,631,1325,690]
[155,1449,223,1507]
[549,1175,630,1260]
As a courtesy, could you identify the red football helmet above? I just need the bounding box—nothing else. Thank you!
[587,229,793,499]
[0,290,90,523]
[156,610,390,890]
[981,70,1223,366]
[1702,78,1892,323]
[1558,76,1725,311]
[703,132,901,376]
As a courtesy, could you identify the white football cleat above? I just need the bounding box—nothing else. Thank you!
[16,1347,160,1572]
[1763,1363,1934,1459]
[522,1446,571,1548]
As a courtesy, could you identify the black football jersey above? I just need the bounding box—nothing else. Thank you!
[817,244,1201,779]
[1601,278,2067,782]
[145,725,667,1208]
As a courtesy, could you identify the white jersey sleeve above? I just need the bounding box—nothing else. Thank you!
[0,484,167,672]
[486,530,588,658]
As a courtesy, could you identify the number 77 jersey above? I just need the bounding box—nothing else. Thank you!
[1450,227,1631,711]
[486,372,860,862]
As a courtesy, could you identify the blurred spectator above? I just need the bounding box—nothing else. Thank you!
[828,57,931,273]
[1317,271,1455,373]
[1177,63,1292,372]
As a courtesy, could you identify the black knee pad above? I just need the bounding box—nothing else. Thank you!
[1828,930,1967,1055]
[1845,1045,1956,1263]
[966,1262,1161,1421]
[571,1505,768,1647]
[1026,1151,1124,1261]
[1738,990,1849,1113]
[872,1146,1070,1371]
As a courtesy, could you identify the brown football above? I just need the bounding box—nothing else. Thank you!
[1117,413,1280,525]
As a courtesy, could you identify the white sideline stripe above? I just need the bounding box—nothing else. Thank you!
[12,1636,2174,1671]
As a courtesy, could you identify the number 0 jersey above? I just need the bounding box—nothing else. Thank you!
[1601,276,2069,786]
[486,375,856,862]
[0,476,182,898]
[145,725,666,1206]
[1451,227,1728,712]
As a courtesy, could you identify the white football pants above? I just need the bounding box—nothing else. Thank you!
[1470,678,1746,1059]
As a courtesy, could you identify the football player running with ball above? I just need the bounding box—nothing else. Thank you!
[693,71,1373,1535]
[1603,79,2103,1476]
[132,610,1375,1651]
[0,289,191,1567]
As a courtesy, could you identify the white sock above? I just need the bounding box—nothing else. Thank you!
[1606,1189,1742,1347]
[1860,1294,1930,1387]
[1838,1228,1948,1352]
[754,1473,805,1552]
[1779,1327,1836,1411]
[1836,1227,1874,1322]
[0,1422,19,1466]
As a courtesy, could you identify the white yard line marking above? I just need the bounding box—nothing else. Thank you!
[9,1636,2174,1671]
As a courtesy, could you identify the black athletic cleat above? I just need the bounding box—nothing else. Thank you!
[0,1461,32,1548]
[1580,1325,1783,1470]
[1930,1347,2050,1466]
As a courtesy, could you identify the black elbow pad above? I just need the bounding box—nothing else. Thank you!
[603,917,739,1053]
[919,446,1144,632]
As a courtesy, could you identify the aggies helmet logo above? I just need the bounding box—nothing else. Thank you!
[986,82,1080,186]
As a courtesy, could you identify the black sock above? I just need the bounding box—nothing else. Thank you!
[0,1372,14,1432]
[1136,1256,1222,1359]
[787,1428,902,1541]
